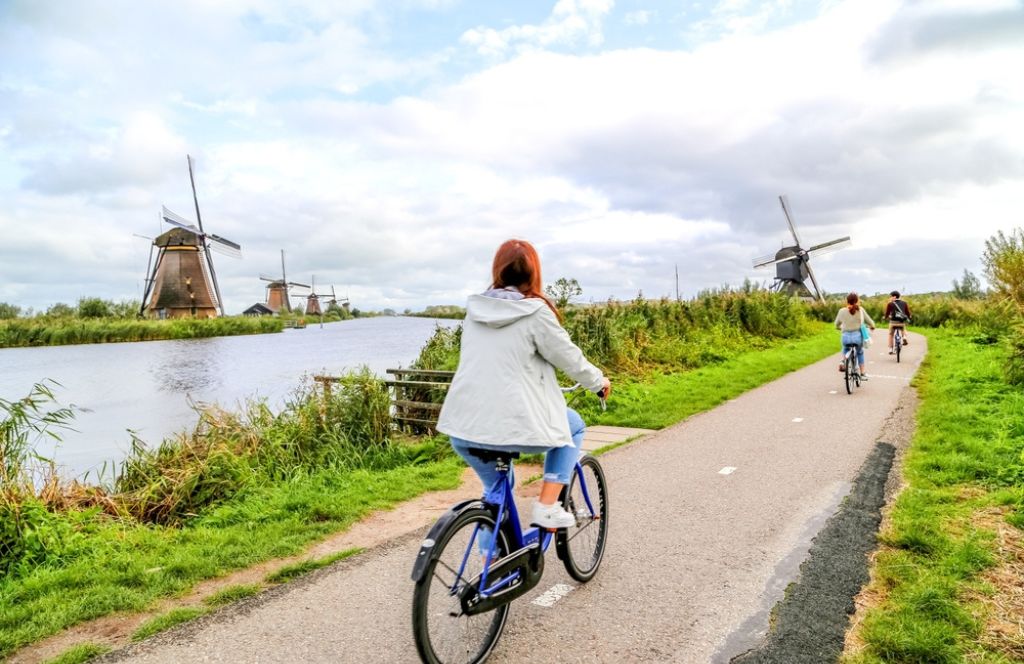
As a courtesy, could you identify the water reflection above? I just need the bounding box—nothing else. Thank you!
[150,339,223,393]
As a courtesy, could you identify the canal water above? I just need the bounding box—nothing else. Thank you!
[0,317,459,480]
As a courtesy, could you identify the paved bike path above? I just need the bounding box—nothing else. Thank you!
[108,331,926,663]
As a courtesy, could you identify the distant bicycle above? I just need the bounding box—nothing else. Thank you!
[411,386,609,664]
[842,344,862,394]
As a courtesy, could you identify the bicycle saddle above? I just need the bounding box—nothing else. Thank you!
[466,448,521,463]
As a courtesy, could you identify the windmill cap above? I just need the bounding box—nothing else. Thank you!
[890,290,900,297]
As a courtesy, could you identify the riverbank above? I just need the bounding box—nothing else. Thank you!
[0,316,284,349]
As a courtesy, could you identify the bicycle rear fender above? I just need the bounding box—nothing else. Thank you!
[410,499,488,582]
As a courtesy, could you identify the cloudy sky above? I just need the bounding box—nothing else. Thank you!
[1,0,1022,314]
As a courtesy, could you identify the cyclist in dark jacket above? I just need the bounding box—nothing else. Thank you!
[883,290,912,354]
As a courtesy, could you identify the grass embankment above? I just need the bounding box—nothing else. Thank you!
[844,329,1024,663]
[0,316,284,348]
[2,291,836,659]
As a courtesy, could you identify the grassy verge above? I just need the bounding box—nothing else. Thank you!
[42,643,111,664]
[0,316,284,348]
[0,458,463,657]
[131,607,208,642]
[844,329,1024,663]
[572,323,837,429]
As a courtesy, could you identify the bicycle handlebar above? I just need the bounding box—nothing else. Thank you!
[560,383,607,412]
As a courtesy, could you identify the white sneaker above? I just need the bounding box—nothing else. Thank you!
[531,501,576,529]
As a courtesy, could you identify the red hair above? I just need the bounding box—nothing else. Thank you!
[847,292,860,314]
[491,239,561,321]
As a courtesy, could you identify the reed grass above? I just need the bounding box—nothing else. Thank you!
[0,316,284,348]
[414,290,815,376]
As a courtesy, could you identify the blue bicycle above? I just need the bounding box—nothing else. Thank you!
[411,389,609,664]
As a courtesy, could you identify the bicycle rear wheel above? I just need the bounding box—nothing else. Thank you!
[557,455,609,582]
[844,349,853,394]
[412,509,511,664]
[895,331,902,363]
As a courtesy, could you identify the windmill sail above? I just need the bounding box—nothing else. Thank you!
[751,194,851,302]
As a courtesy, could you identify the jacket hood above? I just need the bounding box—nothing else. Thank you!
[466,292,545,328]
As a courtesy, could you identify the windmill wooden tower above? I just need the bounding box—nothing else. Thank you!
[304,276,324,316]
[140,156,241,318]
[751,195,851,301]
[260,250,309,314]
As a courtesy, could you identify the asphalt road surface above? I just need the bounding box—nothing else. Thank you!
[108,331,925,663]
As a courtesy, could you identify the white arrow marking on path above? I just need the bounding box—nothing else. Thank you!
[532,584,574,607]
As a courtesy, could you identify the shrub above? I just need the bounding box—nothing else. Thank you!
[982,227,1024,310]
[76,298,110,318]
[0,303,20,320]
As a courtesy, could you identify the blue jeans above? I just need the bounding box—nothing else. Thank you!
[841,330,865,367]
[450,408,586,504]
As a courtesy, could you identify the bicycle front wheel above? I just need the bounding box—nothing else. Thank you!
[557,455,609,582]
[412,509,511,664]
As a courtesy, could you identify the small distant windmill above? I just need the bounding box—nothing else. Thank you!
[140,156,241,318]
[260,250,309,314]
[325,285,350,313]
[304,276,324,317]
[751,195,851,301]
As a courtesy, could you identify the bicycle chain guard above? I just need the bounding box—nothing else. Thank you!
[460,541,545,616]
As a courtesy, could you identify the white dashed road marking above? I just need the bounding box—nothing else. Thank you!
[532,584,574,607]
[719,467,737,475]
[791,417,804,423]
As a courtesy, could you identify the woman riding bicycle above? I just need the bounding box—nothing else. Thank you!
[834,292,875,379]
[436,239,611,529]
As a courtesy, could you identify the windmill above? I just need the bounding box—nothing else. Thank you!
[140,156,241,318]
[260,250,309,314]
[751,195,851,301]
[324,285,350,315]
[304,276,324,317]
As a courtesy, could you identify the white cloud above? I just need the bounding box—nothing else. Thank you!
[624,10,652,26]
[461,0,615,56]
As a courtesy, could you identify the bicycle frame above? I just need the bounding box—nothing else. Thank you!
[461,457,595,600]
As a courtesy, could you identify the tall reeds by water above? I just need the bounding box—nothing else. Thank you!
[0,316,284,348]
[415,290,815,375]
[0,369,404,577]
[1,383,75,577]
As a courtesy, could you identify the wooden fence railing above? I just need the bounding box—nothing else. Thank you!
[313,369,455,433]
[386,368,455,433]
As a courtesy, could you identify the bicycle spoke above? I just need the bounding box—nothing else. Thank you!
[565,519,595,544]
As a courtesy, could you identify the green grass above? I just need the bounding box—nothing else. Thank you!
[131,607,208,642]
[0,316,284,348]
[0,459,463,658]
[843,329,1024,664]
[42,643,112,664]
[265,548,363,584]
[202,584,263,608]
[572,323,838,429]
